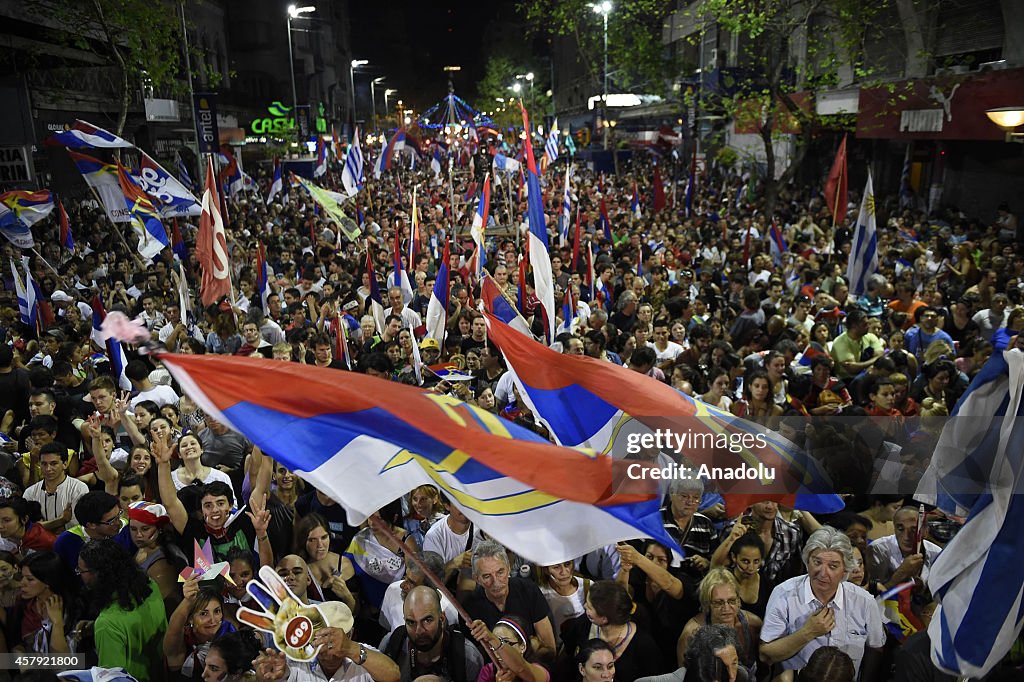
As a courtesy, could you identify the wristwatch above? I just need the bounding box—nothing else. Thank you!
[356,643,368,665]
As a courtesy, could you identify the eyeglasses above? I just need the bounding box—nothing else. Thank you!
[75,567,93,576]
[497,637,519,647]
[97,516,121,527]
[710,598,739,608]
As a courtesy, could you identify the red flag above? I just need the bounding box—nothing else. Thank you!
[824,134,848,223]
[571,209,582,271]
[742,223,753,269]
[57,200,74,251]
[197,156,232,306]
[653,165,666,213]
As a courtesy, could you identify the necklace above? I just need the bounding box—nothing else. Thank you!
[603,622,632,651]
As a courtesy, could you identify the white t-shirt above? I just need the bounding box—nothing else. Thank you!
[541,579,588,643]
[648,340,684,363]
[422,516,485,565]
[130,384,180,408]
[171,467,233,491]
[24,476,89,529]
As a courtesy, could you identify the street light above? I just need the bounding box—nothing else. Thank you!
[287,4,316,146]
[370,77,385,133]
[350,58,368,127]
[515,72,535,111]
[986,107,1024,141]
[511,83,522,94]
[591,1,612,148]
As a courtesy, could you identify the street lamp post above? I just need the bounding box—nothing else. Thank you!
[591,1,612,149]
[370,77,384,133]
[287,4,316,147]
[350,58,368,129]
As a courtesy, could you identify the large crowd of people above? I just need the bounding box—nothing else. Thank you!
[0,136,1022,682]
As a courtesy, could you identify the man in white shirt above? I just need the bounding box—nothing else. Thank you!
[383,287,423,330]
[868,506,942,590]
[24,442,89,534]
[761,527,884,677]
[423,498,485,586]
[649,318,684,367]
[125,361,179,408]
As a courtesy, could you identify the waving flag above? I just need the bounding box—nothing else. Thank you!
[571,210,582,270]
[384,128,407,171]
[197,156,232,306]
[67,150,132,224]
[170,218,188,262]
[566,126,576,156]
[342,130,364,198]
[545,120,560,164]
[255,241,270,313]
[558,285,576,335]
[631,182,641,218]
[408,186,421,275]
[10,256,40,330]
[90,295,131,390]
[291,174,360,242]
[136,151,202,217]
[116,161,169,261]
[559,164,572,247]
[425,240,450,341]
[598,197,612,242]
[916,350,1024,678]
[521,104,555,343]
[365,243,386,333]
[218,147,245,197]
[176,154,195,194]
[314,137,328,178]
[470,175,491,278]
[825,134,848,222]
[480,274,531,338]
[485,312,843,515]
[154,352,675,565]
[45,119,133,149]
[58,200,74,251]
[846,172,878,296]
[431,146,443,178]
[266,158,285,205]
[768,220,787,266]
[1,191,53,248]
[493,153,520,175]
[386,220,415,305]
[653,164,666,214]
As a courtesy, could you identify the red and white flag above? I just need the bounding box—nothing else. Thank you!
[196,156,232,306]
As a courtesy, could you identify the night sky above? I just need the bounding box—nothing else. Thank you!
[349,0,524,115]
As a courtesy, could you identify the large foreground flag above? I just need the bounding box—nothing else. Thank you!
[197,156,232,306]
[116,162,170,261]
[846,172,877,296]
[916,350,1024,677]
[520,104,556,343]
[155,352,677,564]
[824,134,848,222]
[485,312,844,515]
[45,120,133,149]
[136,152,202,218]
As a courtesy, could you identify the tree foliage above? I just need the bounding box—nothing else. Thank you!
[30,0,224,135]
[474,54,552,129]
[519,0,682,96]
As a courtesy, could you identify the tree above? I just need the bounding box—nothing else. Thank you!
[474,55,552,129]
[30,0,222,135]
[687,0,890,214]
[520,0,683,98]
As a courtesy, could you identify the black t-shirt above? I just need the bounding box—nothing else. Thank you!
[295,491,357,552]
[461,577,552,638]
[560,615,666,681]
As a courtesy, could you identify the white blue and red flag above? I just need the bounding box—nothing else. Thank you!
[58,200,74,251]
[480,274,532,338]
[116,161,169,260]
[45,120,133,149]
[154,351,678,565]
[90,295,131,390]
[425,240,450,341]
[520,104,556,343]
[267,158,286,205]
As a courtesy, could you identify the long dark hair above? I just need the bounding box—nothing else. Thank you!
[20,551,75,603]
[79,539,154,614]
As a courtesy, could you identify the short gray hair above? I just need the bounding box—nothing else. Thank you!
[801,526,855,579]
[471,540,509,576]
[669,476,704,497]
[407,551,445,581]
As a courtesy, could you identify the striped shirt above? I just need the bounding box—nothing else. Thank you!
[661,509,718,568]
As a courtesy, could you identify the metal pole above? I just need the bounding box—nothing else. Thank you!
[349,65,357,127]
[370,81,377,133]
[287,14,300,148]
[602,12,609,150]
[179,1,202,183]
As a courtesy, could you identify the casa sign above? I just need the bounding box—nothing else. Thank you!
[250,101,327,135]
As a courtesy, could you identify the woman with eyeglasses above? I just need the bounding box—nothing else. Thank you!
[676,568,761,679]
[165,577,236,680]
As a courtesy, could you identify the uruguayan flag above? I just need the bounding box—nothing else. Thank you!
[846,172,877,296]
[342,130,364,199]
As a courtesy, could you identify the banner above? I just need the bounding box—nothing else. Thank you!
[193,93,220,154]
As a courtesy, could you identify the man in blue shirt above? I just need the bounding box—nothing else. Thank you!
[904,307,954,360]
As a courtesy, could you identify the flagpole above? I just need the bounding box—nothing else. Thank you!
[82,180,146,270]
[30,248,72,290]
